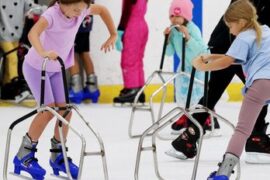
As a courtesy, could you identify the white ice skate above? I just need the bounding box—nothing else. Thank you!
[245,152,270,164]
[165,147,188,160]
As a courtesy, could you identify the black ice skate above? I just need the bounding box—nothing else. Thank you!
[165,125,199,159]
[1,77,36,107]
[113,87,145,106]
[171,113,221,137]
[245,123,270,164]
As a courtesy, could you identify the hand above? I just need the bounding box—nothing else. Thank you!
[163,27,171,35]
[192,56,205,70]
[177,25,190,40]
[115,30,124,52]
[41,51,58,60]
[101,33,117,53]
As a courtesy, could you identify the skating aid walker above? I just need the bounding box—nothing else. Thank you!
[3,57,108,180]
[134,67,241,180]
[128,25,204,139]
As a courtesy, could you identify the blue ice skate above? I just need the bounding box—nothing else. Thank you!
[13,146,46,180]
[50,153,79,179]
[83,87,100,103]
[207,171,229,180]
[69,88,84,104]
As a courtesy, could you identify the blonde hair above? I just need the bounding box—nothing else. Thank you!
[224,0,262,45]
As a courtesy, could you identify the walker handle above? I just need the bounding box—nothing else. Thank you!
[40,57,70,106]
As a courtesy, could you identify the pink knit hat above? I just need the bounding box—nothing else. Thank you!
[169,0,194,21]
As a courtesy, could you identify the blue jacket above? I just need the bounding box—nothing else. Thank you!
[166,21,209,106]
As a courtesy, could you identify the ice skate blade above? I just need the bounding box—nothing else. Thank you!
[203,129,222,139]
[165,148,188,160]
[245,152,270,164]
[113,102,145,107]
[15,91,31,103]
[51,173,74,179]
[10,172,37,180]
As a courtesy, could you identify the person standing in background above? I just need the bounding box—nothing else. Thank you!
[69,10,101,104]
[0,0,45,102]
[114,0,149,105]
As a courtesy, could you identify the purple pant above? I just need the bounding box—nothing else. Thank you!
[226,79,270,157]
[23,61,66,105]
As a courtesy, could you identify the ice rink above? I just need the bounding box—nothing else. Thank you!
[0,101,270,180]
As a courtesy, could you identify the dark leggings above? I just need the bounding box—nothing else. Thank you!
[191,64,268,134]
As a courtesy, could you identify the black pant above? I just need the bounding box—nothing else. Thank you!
[192,65,268,134]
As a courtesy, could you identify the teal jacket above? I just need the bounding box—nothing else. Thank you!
[166,21,209,106]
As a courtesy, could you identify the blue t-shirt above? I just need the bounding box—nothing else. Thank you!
[226,25,270,92]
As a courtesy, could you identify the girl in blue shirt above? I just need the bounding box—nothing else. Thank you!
[192,1,270,179]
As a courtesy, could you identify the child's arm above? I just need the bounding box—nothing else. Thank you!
[192,54,234,71]
[164,27,176,56]
[89,4,117,53]
[185,23,208,55]
[28,17,58,60]
[202,54,225,62]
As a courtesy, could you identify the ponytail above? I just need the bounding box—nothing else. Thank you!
[252,19,262,45]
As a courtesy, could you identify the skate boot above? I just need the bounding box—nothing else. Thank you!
[14,78,35,104]
[166,125,199,159]
[208,172,229,180]
[69,74,83,104]
[1,77,30,101]
[171,112,220,136]
[171,115,188,135]
[83,74,100,103]
[203,116,221,137]
[113,87,145,105]
[49,137,79,179]
[13,134,46,180]
[207,153,238,180]
[245,123,270,164]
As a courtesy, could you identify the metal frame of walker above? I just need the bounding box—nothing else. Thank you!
[129,26,204,139]
[3,57,108,180]
[134,67,241,180]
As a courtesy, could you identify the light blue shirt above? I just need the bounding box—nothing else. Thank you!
[226,25,270,92]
